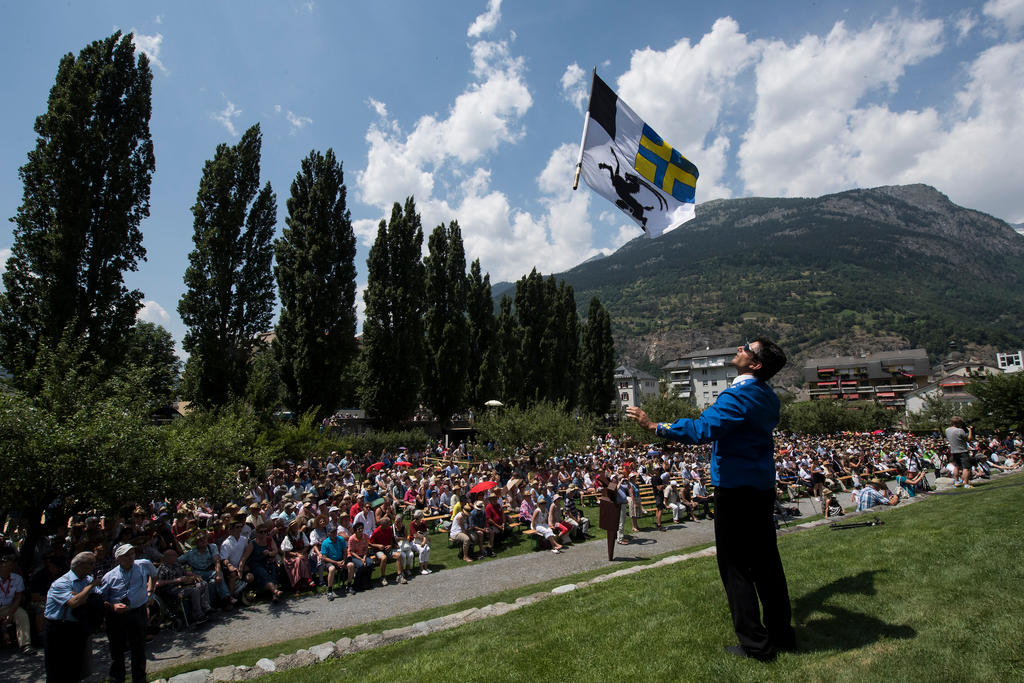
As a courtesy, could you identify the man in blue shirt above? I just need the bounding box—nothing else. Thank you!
[627,338,795,661]
[320,526,350,599]
[99,544,157,683]
[44,551,101,681]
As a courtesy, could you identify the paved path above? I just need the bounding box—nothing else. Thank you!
[4,471,952,681]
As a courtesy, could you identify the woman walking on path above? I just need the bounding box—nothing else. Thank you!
[598,472,624,560]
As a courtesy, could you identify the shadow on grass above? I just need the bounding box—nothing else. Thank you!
[793,570,916,653]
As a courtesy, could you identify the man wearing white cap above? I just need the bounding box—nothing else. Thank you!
[98,544,157,683]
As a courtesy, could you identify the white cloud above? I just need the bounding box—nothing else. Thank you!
[355,283,367,334]
[138,300,171,325]
[954,9,978,42]
[560,62,587,113]
[900,40,1024,222]
[212,100,242,136]
[352,217,381,248]
[368,98,388,118]
[468,0,501,38]
[131,31,167,75]
[0,248,10,272]
[273,104,311,134]
[616,17,763,201]
[285,110,313,134]
[155,14,163,25]
[984,0,1024,32]
[356,38,531,207]
[435,145,604,282]
[302,1,315,14]
[738,15,944,197]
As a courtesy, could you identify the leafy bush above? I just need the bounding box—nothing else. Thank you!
[474,401,597,459]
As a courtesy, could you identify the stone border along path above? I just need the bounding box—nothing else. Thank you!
[9,470,985,682]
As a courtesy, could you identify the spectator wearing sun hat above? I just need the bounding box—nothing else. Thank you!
[98,544,157,683]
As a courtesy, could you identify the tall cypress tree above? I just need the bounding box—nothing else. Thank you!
[1,32,154,389]
[273,149,357,420]
[551,281,580,408]
[360,198,425,426]
[423,220,468,425]
[514,269,547,403]
[178,124,276,409]
[579,296,616,415]
[466,259,497,408]
[495,294,521,405]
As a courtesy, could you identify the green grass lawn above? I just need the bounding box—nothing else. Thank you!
[260,474,1024,682]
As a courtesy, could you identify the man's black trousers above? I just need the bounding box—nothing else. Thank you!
[714,486,795,658]
[45,619,89,682]
[105,605,147,683]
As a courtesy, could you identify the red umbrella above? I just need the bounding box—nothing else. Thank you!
[470,480,498,494]
[366,462,385,473]
[395,461,412,467]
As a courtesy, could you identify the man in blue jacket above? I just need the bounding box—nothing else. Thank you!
[627,338,795,661]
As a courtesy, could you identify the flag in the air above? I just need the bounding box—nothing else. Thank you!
[579,73,698,239]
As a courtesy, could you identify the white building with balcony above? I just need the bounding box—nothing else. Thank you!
[614,365,660,411]
[996,350,1023,374]
[662,346,739,410]
[802,349,930,408]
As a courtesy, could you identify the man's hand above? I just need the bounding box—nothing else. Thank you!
[625,406,655,431]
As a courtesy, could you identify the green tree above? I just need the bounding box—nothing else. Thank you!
[780,400,852,434]
[178,124,276,409]
[245,343,285,420]
[122,321,181,409]
[465,259,497,408]
[0,338,162,574]
[968,373,1024,430]
[159,402,274,504]
[512,271,580,407]
[274,148,357,420]
[360,198,425,426]
[549,281,580,408]
[474,400,597,460]
[514,269,547,403]
[906,394,964,432]
[616,393,700,443]
[578,297,616,416]
[423,220,468,425]
[0,32,155,390]
[494,295,521,404]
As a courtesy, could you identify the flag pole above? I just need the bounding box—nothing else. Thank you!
[572,67,597,191]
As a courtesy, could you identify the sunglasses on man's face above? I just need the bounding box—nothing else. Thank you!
[743,341,761,360]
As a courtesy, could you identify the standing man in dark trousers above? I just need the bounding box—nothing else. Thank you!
[627,338,795,661]
[44,551,100,682]
[945,416,974,488]
[99,544,157,682]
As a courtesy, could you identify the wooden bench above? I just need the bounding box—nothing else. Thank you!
[521,528,547,551]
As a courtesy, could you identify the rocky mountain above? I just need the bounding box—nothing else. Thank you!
[546,184,1024,387]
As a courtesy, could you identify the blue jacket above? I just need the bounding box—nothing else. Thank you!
[655,377,779,490]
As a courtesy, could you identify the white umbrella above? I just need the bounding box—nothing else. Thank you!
[484,400,503,407]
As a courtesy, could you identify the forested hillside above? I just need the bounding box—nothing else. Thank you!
[544,185,1024,385]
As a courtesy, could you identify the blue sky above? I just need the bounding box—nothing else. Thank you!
[2,0,1023,356]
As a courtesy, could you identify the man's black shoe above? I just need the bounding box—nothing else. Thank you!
[725,645,749,658]
[773,639,797,653]
[725,645,776,662]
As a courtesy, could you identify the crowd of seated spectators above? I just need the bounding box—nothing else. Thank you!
[1,429,1019,655]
